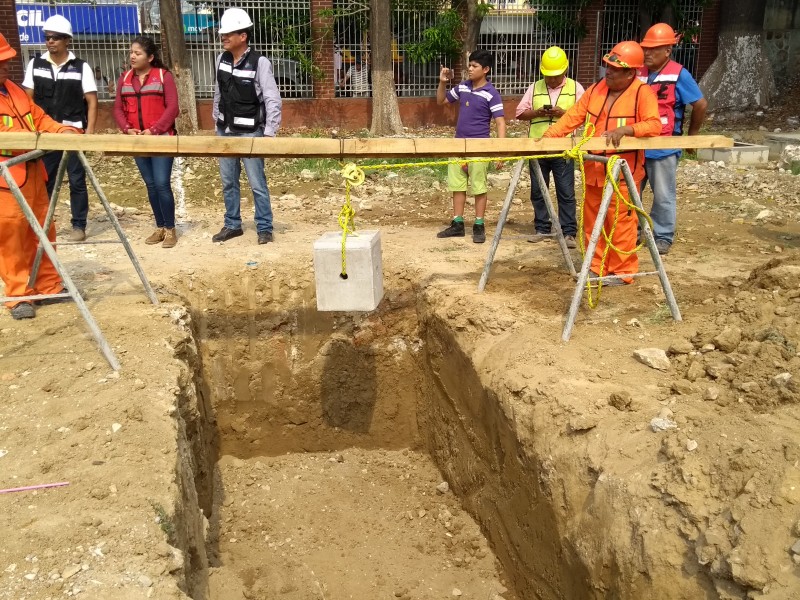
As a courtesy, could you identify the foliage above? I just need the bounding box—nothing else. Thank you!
[259,10,323,80]
[405,8,463,64]
[528,0,591,39]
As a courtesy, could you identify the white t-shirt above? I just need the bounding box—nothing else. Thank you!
[23,51,97,121]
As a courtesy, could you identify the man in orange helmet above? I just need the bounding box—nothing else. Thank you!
[0,34,78,320]
[541,41,661,284]
[638,23,707,255]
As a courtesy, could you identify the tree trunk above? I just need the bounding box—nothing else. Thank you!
[159,0,199,133]
[455,0,483,77]
[699,0,774,111]
[369,0,403,135]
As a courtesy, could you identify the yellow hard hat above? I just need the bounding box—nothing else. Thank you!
[540,46,568,76]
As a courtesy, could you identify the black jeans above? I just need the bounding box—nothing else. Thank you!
[529,157,577,237]
[42,151,89,230]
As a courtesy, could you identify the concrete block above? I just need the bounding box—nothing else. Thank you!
[697,142,769,165]
[313,230,383,312]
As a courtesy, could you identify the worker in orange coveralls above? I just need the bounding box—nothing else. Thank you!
[0,34,78,320]
[542,41,661,285]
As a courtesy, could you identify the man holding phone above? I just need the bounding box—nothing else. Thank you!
[516,46,584,248]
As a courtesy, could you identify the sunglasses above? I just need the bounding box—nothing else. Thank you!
[603,53,631,69]
[44,34,68,42]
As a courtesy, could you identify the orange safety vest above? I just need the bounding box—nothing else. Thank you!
[583,78,648,179]
[0,81,39,190]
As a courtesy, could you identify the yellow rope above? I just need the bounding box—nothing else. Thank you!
[335,126,652,306]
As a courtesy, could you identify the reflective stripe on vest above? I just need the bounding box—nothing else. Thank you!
[528,78,577,139]
[638,60,683,136]
[216,49,264,133]
[31,56,87,129]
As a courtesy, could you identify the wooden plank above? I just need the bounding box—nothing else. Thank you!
[0,132,734,157]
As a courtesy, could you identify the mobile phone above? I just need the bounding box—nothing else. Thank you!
[543,104,553,110]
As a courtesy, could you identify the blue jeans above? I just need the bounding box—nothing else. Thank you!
[641,153,679,244]
[529,157,577,236]
[216,127,273,233]
[134,156,176,229]
[43,150,89,230]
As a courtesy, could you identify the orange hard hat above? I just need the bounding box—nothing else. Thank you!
[641,23,680,48]
[603,41,644,69]
[0,34,17,61]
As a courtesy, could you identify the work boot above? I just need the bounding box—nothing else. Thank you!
[257,231,273,245]
[10,302,35,320]
[35,287,73,306]
[212,226,244,243]
[564,235,577,249]
[527,232,551,243]
[162,228,178,248]
[68,228,86,242]
[145,227,166,244]
[472,223,486,244]
[655,240,671,255]
[436,219,465,238]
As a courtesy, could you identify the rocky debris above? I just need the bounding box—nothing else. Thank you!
[779,144,800,169]
[569,414,598,432]
[633,348,671,371]
[608,391,633,411]
[436,481,450,494]
[668,338,694,355]
[650,417,677,432]
[713,327,742,353]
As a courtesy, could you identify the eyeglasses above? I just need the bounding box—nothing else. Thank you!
[44,35,68,42]
[603,53,632,69]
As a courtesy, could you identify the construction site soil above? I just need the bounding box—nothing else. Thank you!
[1,121,800,600]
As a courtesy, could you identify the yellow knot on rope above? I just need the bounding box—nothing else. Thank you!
[340,162,365,187]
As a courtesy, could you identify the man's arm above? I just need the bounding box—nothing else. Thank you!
[257,56,282,137]
[84,92,98,133]
[436,65,452,106]
[212,54,221,124]
[686,97,708,136]
[495,116,506,138]
[543,86,592,138]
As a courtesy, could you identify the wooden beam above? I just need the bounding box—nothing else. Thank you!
[2,133,733,157]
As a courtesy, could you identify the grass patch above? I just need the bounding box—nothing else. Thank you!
[646,303,673,325]
[150,501,176,541]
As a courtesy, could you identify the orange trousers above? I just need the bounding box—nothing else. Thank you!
[582,181,639,278]
[0,162,62,308]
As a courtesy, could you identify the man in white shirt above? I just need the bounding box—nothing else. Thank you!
[22,15,97,241]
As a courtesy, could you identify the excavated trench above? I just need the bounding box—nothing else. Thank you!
[168,271,593,600]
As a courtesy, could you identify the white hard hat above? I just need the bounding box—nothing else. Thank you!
[42,15,73,37]
[218,8,253,35]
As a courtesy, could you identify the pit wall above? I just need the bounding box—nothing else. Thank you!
[167,270,717,600]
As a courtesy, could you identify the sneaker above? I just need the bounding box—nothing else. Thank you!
[257,231,273,245]
[10,302,35,320]
[436,219,465,238]
[68,228,86,242]
[212,227,244,243]
[527,232,551,243]
[35,287,73,306]
[162,228,178,248]
[655,240,671,255]
[564,235,577,249]
[472,223,486,244]
[145,228,166,244]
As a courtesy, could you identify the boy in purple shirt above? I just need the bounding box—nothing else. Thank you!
[436,49,506,243]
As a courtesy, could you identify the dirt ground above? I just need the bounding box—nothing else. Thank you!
[1,119,800,600]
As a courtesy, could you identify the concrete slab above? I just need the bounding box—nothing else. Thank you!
[697,142,769,165]
[765,132,800,160]
[314,230,384,312]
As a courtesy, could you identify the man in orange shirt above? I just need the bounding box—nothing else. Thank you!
[543,41,661,284]
[0,34,78,319]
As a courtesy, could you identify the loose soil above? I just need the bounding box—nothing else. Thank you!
[1,122,800,600]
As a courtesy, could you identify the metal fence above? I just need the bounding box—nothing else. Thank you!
[598,0,704,79]
[16,0,705,102]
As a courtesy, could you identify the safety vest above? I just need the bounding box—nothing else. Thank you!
[0,82,39,189]
[216,49,265,133]
[119,68,174,134]
[528,78,577,139]
[31,55,88,129]
[638,60,683,136]
[583,78,646,175]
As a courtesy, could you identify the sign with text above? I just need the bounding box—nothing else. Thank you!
[17,3,140,44]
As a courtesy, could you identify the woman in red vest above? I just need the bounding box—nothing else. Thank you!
[113,36,180,248]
